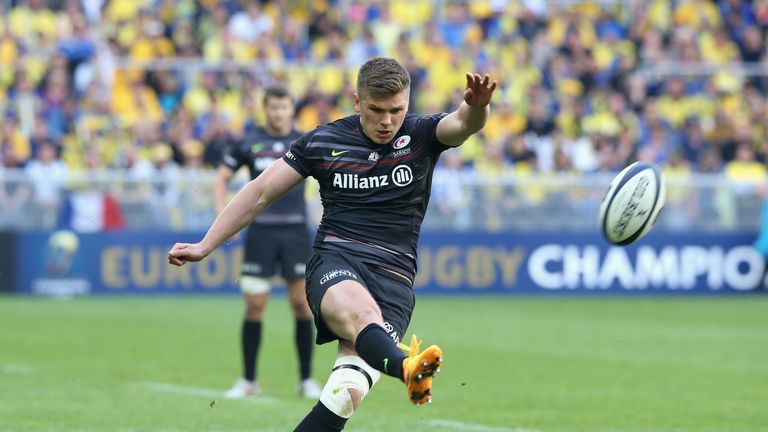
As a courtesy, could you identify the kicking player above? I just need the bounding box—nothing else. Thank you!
[212,85,321,399]
[169,57,496,430]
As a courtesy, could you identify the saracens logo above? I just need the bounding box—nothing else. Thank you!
[393,135,411,149]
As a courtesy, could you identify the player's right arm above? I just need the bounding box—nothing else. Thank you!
[168,159,304,266]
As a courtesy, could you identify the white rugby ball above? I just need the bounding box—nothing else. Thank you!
[598,161,666,246]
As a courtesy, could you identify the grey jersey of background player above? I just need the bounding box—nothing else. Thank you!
[210,85,320,401]
[221,126,306,225]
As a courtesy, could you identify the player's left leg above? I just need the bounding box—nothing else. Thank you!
[285,276,321,398]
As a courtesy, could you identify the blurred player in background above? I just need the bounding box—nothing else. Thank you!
[169,57,496,430]
[212,85,321,399]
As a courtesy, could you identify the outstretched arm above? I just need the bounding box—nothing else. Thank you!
[436,73,498,147]
[168,159,304,265]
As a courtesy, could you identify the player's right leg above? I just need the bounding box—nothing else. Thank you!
[294,254,399,431]
[295,253,441,430]
[313,257,443,403]
[362,265,443,405]
[399,334,443,405]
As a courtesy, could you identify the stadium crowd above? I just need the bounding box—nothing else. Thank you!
[0,0,767,231]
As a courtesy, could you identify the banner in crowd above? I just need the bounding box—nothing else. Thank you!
[12,230,768,296]
[415,231,767,294]
[14,231,242,296]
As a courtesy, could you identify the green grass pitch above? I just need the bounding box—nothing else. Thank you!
[1,295,767,432]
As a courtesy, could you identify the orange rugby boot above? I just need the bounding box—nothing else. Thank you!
[398,334,443,405]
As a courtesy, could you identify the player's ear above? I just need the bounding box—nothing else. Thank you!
[353,93,361,113]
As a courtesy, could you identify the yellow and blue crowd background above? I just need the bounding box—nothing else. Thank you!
[2,4,768,431]
[0,0,767,295]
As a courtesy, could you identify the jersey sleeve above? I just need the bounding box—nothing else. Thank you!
[414,113,450,153]
[220,141,246,172]
[282,134,312,178]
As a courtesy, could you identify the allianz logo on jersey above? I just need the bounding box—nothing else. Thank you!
[332,165,413,189]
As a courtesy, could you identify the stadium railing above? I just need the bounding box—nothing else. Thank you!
[0,169,761,232]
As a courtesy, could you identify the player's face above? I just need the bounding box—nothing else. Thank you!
[355,90,409,145]
[264,96,295,135]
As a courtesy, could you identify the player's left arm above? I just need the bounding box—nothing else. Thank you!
[436,73,498,147]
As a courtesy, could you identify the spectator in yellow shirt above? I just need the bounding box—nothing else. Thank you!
[725,142,767,193]
[674,0,722,30]
[656,77,694,129]
[483,102,526,144]
[8,0,58,42]
[0,113,31,166]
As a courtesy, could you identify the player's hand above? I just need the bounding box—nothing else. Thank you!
[167,242,208,266]
[463,73,497,108]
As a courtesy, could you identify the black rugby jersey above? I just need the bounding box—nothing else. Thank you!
[282,113,449,282]
[222,126,307,224]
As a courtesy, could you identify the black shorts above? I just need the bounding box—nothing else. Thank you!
[242,224,311,279]
[305,251,416,345]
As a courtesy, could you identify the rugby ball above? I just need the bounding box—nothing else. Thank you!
[598,161,666,246]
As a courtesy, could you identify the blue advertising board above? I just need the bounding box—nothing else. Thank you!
[14,230,768,295]
[15,231,243,296]
[414,231,767,294]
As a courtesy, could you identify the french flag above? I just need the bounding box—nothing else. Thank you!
[57,190,125,233]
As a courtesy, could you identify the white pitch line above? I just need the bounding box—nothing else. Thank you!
[140,382,279,404]
[425,419,540,432]
[0,363,35,374]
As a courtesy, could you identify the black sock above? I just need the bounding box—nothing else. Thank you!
[354,323,407,380]
[295,318,314,380]
[294,401,347,431]
[242,320,262,381]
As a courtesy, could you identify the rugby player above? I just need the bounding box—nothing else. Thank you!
[212,85,320,399]
[169,57,496,430]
